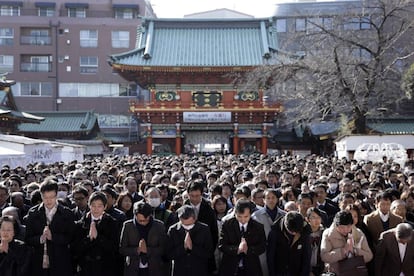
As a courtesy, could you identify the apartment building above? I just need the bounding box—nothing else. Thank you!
[0,0,155,143]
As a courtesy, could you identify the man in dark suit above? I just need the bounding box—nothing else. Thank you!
[72,191,118,276]
[314,183,339,226]
[167,205,213,276]
[185,180,218,274]
[120,201,168,276]
[71,185,90,221]
[375,223,414,276]
[0,185,10,214]
[219,199,266,276]
[24,179,75,276]
[364,191,403,246]
[267,211,311,276]
[124,176,143,203]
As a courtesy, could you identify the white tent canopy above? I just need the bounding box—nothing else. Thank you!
[0,146,26,168]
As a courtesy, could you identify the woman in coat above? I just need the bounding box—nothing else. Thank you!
[251,189,286,276]
[0,215,32,276]
[320,210,373,274]
[120,201,168,276]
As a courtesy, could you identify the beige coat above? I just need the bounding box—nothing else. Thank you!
[320,225,373,274]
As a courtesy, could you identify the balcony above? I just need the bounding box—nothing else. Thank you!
[20,62,51,72]
[20,35,51,45]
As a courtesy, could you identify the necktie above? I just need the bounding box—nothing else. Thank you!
[239,225,246,268]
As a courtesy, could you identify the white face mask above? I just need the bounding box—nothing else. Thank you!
[182,224,195,231]
[148,198,161,208]
[57,191,68,199]
[328,183,338,191]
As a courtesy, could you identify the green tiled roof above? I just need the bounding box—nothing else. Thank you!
[109,18,279,67]
[367,117,414,134]
[18,111,98,134]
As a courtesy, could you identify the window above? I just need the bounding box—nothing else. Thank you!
[18,82,52,96]
[323,17,333,30]
[80,30,98,48]
[276,19,287,33]
[60,83,120,97]
[38,7,55,17]
[295,18,306,32]
[68,7,86,18]
[344,17,370,31]
[351,47,371,60]
[0,55,13,73]
[80,56,98,74]
[0,5,19,16]
[114,8,134,19]
[98,114,131,128]
[360,16,371,30]
[112,31,129,48]
[0,28,13,46]
[24,29,50,45]
[119,83,137,96]
[20,55,51,72]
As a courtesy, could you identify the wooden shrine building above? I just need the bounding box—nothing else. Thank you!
[109,18,283,155]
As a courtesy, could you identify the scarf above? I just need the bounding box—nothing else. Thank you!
[265,206,279,221]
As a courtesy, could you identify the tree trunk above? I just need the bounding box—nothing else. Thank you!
[352,112,367,134]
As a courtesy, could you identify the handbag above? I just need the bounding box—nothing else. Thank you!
[336,255,368,276]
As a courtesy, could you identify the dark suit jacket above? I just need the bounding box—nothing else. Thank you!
[0,239,32,276]
[375,229,414,276]
[317,200,339,226]
[72,212,118,276]
[219,217,266,276]
[186,198,218,247]
[120,218,168,276]
[24,203,75,276]
[364,211,402,245]
[267,216,311,276]
[167,221,213,276]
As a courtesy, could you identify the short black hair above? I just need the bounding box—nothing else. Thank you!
[333,210,353,226]
[40,179,58,194]
[72,186,89,198]
[88,191,107,206]
[101,184,118,199]
[234,198,253,214]
[187,180,204,194]
[284,211,304,233]
[133,201,152,217]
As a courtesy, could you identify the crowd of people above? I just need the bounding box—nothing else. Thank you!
[0,153,414,276]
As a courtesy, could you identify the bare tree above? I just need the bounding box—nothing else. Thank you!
[402,62,414,99]
[242,0,414,134]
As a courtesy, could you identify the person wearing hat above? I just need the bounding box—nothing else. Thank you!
[167,205,213,276]
[267,211,311,276]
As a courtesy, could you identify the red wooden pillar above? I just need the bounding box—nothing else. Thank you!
[261,123,268,154]
[233,123,239,155]
[146,124,152,155]
[175,123,181,155]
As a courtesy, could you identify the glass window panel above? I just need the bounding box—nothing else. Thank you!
[295,18,306,32]
[276,19,287,33]
[38,7,54,17]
